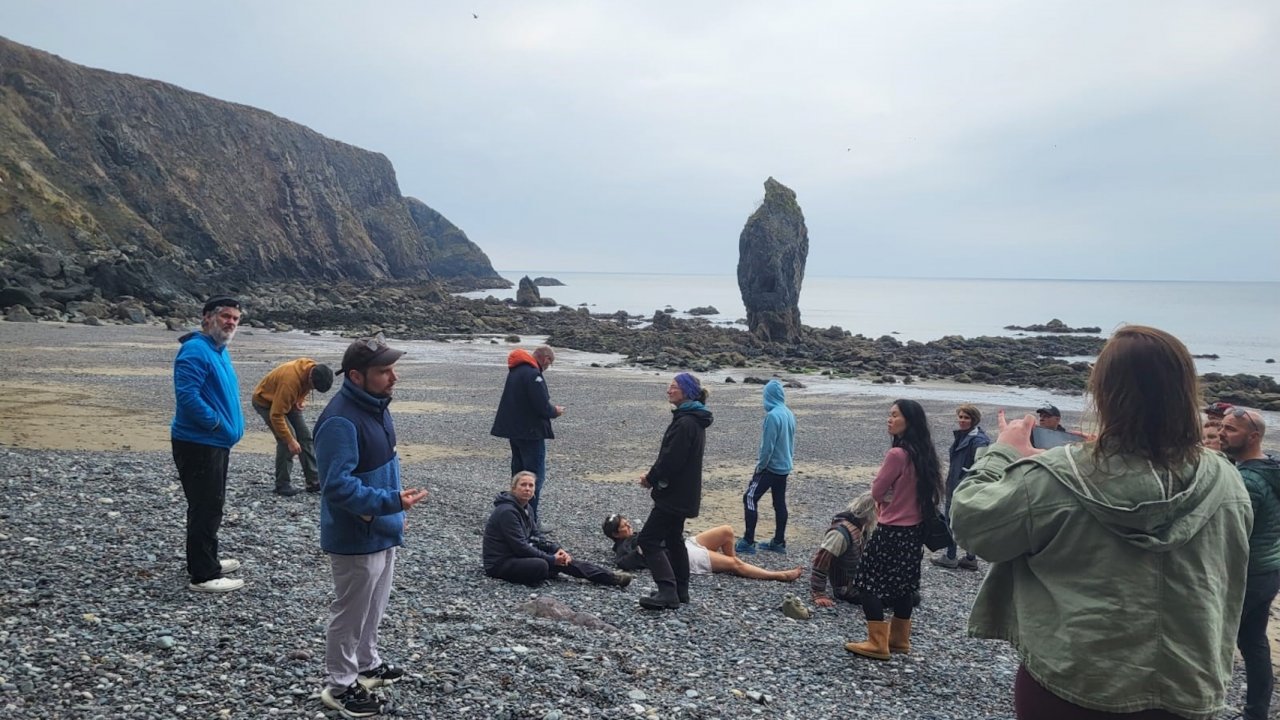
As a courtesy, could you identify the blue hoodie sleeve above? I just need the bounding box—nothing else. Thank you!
[174,347,220,432]
[316,417,404,517]
[757,412,782,471]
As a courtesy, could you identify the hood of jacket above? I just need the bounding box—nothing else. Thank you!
[492,490,529,512]
[953,425,990,451]
[507,348,539,371]
[763,380,786,411]
[1022,445,1232,552]
[675,402,714,428]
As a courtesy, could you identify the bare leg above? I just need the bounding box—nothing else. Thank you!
[693,526,738,557]
[708,552,803,582]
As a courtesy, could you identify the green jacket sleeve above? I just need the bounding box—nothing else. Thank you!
[950,443,1039,564]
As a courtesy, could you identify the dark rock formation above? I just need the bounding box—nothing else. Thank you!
[1004,319,1102,334]
[687,306,719,316]
[515,276,554,307]
[737,177,808,343]
[0,36,501,303]
[532,277,565,287]
[403,198,508,288]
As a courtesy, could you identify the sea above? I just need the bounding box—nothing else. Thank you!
[455,272,1280,414]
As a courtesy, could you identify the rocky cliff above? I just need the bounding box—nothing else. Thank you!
[0,36,506,308]
[737,177,808,343]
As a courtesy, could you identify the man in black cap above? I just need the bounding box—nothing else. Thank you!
[171,296,246,593]
[1036,404,1064,431]
[251,358,335,496]
[314,335,429,717]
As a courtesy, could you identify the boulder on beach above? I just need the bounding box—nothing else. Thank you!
[516,276,541,307]
[737,177,808,343]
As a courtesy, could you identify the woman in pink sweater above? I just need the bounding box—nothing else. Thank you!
[845,399,944,660]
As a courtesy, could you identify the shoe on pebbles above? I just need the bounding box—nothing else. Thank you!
[321,682,386,718]
[357,662,405,690]
[188,577,244,593]
[219,558,241,574]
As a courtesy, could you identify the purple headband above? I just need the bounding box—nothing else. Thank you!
[674,373,701,401]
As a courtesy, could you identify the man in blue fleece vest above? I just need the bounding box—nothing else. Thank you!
[737,379,797,554]
[314,336,429,718]
[171,296,246,593]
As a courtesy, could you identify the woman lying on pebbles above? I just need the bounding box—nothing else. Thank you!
[603,515,803,582]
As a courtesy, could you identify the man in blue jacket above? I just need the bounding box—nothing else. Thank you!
[737,379,797,554]
[171,296,246,593]
[314,335,429,719]
[490,346,563,533]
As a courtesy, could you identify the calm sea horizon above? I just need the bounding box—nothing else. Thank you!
[458,272,1280,380]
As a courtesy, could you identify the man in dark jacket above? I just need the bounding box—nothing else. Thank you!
[1220,408,1280,720]
[483,471,631,588]
[314,336,430,718]
[932,404,990,570]
[490,346,563,533]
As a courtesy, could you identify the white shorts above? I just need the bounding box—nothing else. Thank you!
[685,538,712,576]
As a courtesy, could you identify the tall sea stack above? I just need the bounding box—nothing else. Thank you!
[736,177,809,343]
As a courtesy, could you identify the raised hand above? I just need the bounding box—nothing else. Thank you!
[400,488,430,509]
[997,409,1040,458]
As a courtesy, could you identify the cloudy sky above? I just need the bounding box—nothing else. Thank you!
[3,1,1278,280]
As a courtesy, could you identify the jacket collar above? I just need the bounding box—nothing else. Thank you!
[340,377,392,413]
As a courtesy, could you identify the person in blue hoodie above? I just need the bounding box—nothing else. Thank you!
[931,404,990,570]
[314,336,430,719]
[737,379,797,555]
[170,296,247,594]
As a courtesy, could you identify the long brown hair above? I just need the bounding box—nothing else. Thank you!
[1090,325,1202,471]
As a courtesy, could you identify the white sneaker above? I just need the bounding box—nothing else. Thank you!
[189,577,245,593]
[219,558,241,574]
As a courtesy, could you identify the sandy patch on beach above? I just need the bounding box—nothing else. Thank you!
[0,381,170,451]
[387,401,480,414]
[38,366,171,377]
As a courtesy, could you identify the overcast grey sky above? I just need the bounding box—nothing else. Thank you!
[3,1,1277,280]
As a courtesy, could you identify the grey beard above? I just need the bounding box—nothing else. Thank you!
[208,327,237,347]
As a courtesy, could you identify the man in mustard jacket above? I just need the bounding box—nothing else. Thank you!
[252,358,334,496]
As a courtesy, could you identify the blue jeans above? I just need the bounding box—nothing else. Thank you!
[508,439,547,526]
[1238,569,1280,720]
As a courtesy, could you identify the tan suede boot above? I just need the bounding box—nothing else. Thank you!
[844,620,891,660]
[889,617,912,654]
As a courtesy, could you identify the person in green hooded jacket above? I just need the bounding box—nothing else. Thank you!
[1219,407,1280,720]
[952,325,1253,720]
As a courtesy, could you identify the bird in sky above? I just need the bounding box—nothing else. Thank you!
[473,13,479,19]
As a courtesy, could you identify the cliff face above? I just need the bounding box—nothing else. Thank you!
[404,197,508,286]
[0,36,502,303]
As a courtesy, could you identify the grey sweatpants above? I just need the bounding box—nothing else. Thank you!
[326,547,396,690]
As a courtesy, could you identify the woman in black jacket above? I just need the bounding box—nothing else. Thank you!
[637,373,713,610]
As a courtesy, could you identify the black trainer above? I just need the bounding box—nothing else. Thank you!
[320,682,385,718]
[357,662,405,689]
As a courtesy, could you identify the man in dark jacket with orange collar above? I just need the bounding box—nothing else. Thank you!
[490,346,563,532]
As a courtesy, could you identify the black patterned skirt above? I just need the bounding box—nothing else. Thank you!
[854,523,923,601]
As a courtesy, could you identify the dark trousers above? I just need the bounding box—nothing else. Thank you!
[1014,665,1182,719]
[861,593,914,621]
[942,491,974,561]
[1238,569,1280,720]
[253,403,317,489]
[172,438,230,584]
[638,506,689,589]
[742,470,788,544]
[488,556,615,587]
[508,439,547,525]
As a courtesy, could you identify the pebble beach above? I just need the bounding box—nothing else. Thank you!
[0,320,1261,719]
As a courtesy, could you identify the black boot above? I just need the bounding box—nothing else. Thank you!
[676,582,690,604]
[639,581,680,610]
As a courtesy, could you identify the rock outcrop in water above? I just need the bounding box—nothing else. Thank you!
[737,177,808,343]
[0,36,505,308]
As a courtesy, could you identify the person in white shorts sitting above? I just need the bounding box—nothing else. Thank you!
[604,515,802,582]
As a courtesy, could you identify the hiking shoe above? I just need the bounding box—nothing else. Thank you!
[613,572,634,589]
[676,583,690,604]
[734,539,757,555]
[274,485,303,497]
[958,556,979,571]
[930,553,959,569]
[305,483,321,494]
[321,682,386,718]
[781,593,812,620]
[356,662,405,690]
[219,558,241,574]
[189,577,244,593]
[758,539,787,554]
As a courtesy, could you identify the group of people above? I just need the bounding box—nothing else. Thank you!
[170,296,1278,720]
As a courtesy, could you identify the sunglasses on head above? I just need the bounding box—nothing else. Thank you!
[1229,407,1261,432]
